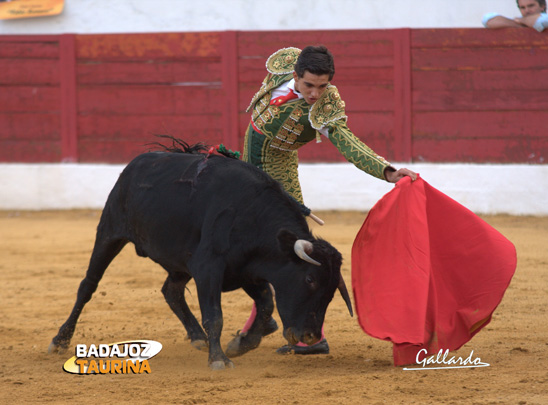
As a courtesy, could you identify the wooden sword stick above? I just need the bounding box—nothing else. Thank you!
[309,212,325,226]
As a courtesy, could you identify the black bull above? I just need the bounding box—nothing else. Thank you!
[49,144,352,369]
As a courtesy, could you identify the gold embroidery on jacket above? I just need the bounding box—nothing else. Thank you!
[309,86,347,130]
[269,106,306,151]
[266,47,301,74]
[246,47,301,113]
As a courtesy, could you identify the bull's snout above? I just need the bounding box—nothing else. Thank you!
[283,327,322,346]
[283,327,299,345]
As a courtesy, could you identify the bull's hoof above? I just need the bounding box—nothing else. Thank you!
[226,333,261,358]
[225,334,246,358]
[226,317,278,358]
[190,339,208,352]
[276,338,330,355]
[209,360,235,370]
[262,318,279,336]
[48,341,68,355]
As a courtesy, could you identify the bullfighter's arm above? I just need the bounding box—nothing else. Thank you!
[325,121,417,183]
[309,85,416,183]
[325,120,393,181]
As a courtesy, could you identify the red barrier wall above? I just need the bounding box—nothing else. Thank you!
[1,29,547,164]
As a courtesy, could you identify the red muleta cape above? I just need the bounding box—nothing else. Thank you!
[351,176,516,366]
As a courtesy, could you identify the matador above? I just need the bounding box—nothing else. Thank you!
[243,46,394,209]
[229,45,417,356]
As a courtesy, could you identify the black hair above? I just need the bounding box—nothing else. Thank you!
[516,0,547,11]
[294,45,335,81]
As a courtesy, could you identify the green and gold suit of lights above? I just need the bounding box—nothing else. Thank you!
[243,47,392,204]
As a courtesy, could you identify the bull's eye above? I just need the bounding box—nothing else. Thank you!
[305,275,315,285]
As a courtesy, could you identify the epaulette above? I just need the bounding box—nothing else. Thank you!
[246,47,301,113]
[265,47,301,74]
[309,85,347,130]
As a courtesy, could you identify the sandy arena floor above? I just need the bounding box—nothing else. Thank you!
[1,210,547,404]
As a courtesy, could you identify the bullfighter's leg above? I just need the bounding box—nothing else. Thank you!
[161,272,208,351]
[225,282,277,358]
[48,237,127,354]
[192,266,234,370]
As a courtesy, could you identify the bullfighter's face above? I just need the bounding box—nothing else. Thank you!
[293,71,330,105]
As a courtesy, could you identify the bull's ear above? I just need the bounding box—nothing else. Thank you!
[277,229,299,258]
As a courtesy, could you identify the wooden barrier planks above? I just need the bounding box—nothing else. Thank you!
[0,36,63,162]
[0,28,547,164]
[411,28,548,163]
[74,32,224,162]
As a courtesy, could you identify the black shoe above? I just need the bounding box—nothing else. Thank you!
[276,339,329,355]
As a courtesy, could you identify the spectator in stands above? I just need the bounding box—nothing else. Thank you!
[483,0,548,32]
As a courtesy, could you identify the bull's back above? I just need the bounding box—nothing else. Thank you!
[100,151,281,265]
[98,153,205,258]
[117,151,272,210]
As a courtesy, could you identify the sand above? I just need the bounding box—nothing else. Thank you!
[1,210,547,404]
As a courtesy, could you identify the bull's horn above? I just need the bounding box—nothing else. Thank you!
[294,240,321,266]
[338,275,354,317]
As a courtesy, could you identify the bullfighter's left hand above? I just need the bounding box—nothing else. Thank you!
[384,167,417,183]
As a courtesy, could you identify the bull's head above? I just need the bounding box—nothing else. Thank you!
[273,230,352,346]
[294,239,353,317]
